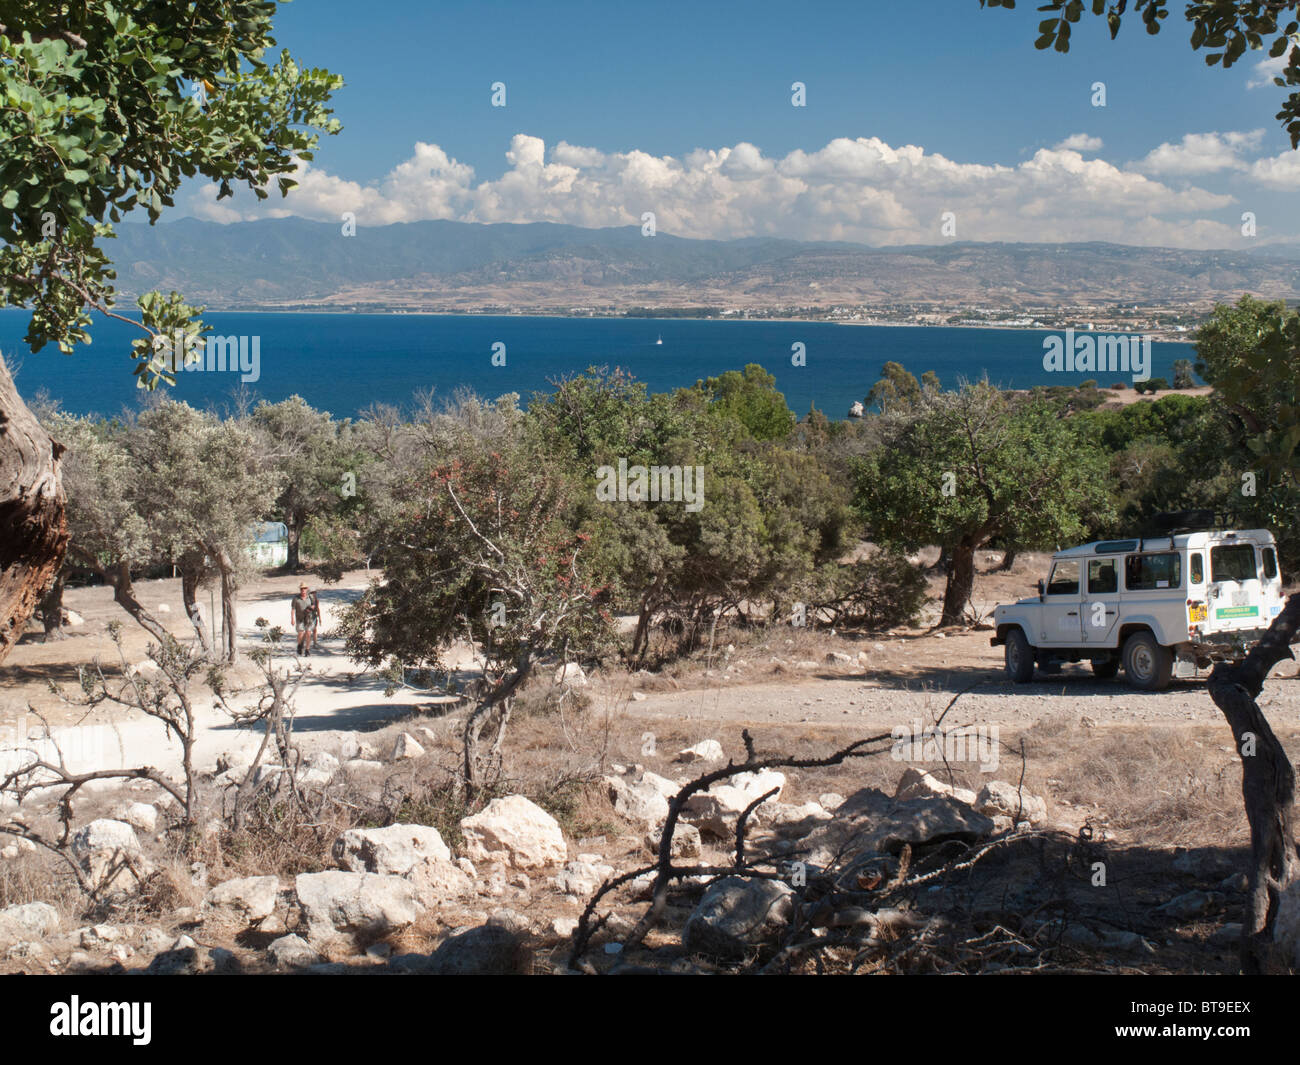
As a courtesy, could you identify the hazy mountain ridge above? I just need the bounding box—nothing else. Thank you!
[109,218,1300,310]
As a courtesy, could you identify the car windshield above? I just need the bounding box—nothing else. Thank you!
[1047,560,1079,595]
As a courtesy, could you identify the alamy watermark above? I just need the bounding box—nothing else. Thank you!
[0,723,115,776]
[891,720,1000,773]
[596,458,704,512]
[1042,328,1151,383]
[150,331,261,383]
[50,997,151,1045]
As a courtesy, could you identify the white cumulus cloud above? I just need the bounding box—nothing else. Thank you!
[187,133,1254,248]
[1054,133,1103,152]
[1248,148,1300,188]
[1247,51,1291,89]
[1137,130,1266,175]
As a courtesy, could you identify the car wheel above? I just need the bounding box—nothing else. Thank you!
[1122,632,1173,691]
[1004,628,1035,684]
[1091,657,1120,679]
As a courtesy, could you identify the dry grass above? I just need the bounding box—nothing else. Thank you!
[0,845,82,918]
[1022,714,1265,847]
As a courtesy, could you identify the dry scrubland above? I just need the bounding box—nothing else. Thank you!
[1,554,1295,975]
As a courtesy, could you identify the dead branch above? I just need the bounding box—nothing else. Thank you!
[568,729,894,967]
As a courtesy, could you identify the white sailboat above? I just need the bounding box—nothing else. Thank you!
[655,334,663,346]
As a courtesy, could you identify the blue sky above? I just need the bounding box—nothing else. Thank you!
[181,0,1299,248]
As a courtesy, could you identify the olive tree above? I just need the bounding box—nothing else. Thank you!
[252,396,355,572]
[130,401,285,663]
[0,0,340,663]
[39,411,170,641]
[854,382,1114,626]
[337,442,613,798]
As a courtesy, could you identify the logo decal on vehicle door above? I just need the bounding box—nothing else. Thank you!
[1216,605,1259,619]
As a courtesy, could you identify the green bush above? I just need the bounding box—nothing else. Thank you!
[818,550,929,631]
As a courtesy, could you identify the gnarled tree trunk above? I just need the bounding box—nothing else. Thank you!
[463,649,533,802]
[0,356,68,663]
[1208,592,1300,974]
[178,552,211,654]
[215,548,239,664]
[66,548,171,645]
[939,541,976,627]
[39,570,66,640]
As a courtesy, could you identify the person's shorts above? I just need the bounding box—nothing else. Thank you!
[295,620,309,634]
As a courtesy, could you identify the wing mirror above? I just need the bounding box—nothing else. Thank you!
[1037,578,1046,600]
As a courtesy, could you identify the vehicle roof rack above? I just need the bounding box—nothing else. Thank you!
[1151,509,1217,534]
[1146,508,1238,550]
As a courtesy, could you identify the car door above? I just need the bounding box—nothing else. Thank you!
[1039,558,1083,646]
[1081,556,1120,646]
[1208,541,1262,632]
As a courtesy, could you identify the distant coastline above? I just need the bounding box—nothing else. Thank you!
[164,306,1198,343]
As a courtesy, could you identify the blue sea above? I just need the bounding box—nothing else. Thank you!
[0,309,1199,420]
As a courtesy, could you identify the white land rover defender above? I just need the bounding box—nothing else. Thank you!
[991,512,1283,691]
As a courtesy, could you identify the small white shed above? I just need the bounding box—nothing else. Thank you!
[248,521,289,568]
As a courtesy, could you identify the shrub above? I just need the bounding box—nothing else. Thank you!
[818,549,929,630]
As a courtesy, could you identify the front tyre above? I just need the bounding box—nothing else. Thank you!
[1004,628,1035,684]
[1122,632,1173,691]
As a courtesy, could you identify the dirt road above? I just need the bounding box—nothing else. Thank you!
[2,557,1296,785]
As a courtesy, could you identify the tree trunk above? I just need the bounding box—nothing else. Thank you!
[40,570,66,640]
[287,512,304,572]
[1208,592,1300,974]
[179,556,211,654]
[999,547,1018,572]
[216,550,238,664]
[0,356,69,664]
[463,650,532,802]
[630,597,654,664]
[939,542,976,626]
[68,548,171,645]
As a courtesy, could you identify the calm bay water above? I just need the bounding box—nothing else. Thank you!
[0,309,1198,419]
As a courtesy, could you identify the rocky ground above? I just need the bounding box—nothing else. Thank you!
[0,554,1295,974]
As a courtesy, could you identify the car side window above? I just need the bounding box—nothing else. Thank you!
[1263,547,1278,580]
[1190,552,1204,584]
[1126,552,1182,590]
[1047,560,1080,595]
[1087,558,1117,594]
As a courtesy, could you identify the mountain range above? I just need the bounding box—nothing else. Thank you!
[107,218,1300,313]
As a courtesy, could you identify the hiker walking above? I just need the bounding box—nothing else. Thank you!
[306,587,322,654]
[290,583,320,656]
